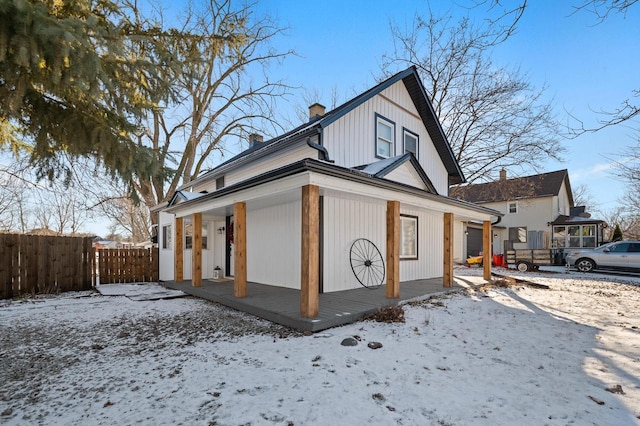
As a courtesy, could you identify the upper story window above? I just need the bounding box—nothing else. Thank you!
[375,114,395,159]
[403,128,419,158]
[216,176,225,190]
[508,201,518,214]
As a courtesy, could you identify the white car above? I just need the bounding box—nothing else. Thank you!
[565,241,640,273]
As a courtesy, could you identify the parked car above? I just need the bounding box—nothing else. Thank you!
[565,241,640,272]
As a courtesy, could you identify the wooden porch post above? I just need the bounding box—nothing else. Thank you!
[443,212,454,287]
[175,216,183,282]
[234,202,247,297]
[301,184,320,317]
[386,200,400,298]
[483,220,492,280]
[192,213,202,287]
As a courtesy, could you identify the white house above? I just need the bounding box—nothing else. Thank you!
[452,169,606,262]
[155,67,501,317]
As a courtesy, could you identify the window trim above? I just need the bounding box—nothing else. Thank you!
[507,201,518,214]
[402,127,419,158]
[375,113,395,159]
[400,214,419,260]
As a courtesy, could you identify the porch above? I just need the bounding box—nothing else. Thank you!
[162,276,477,332]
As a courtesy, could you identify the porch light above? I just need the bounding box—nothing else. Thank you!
[217,226,225,234]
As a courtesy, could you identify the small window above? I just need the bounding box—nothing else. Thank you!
[400,215,418,260]
[508,202,518,214]
[216,176,225,189]
[509,227,527,243]
[185,223,208,250]
[403,128,419,158]
[375,114,395,159]
[162,225,172,249]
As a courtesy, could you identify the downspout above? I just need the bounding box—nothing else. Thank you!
[306,130,333,163]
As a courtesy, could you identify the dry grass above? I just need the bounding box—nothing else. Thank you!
[363,306,406,323]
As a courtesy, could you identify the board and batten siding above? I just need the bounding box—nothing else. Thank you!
[399,207,444,281]
[322,81,449,194]
[322,195,387,292]
[182,221,213,280]
[158,211,175,281]
[246,200,301,289]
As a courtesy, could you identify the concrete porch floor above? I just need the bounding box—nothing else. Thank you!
[162,276,480,332]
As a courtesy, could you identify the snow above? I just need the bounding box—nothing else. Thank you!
[1,268,639,425]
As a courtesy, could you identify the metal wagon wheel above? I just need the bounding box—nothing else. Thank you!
[350,238,385,289]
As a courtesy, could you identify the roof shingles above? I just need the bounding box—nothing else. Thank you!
[451,169,573,205]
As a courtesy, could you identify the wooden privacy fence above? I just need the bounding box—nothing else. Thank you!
[0,234,94,299]
[98,248,158,284]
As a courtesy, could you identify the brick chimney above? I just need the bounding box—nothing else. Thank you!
[499,168,507,181]
[309,103,326,120]
[249,133,263,148]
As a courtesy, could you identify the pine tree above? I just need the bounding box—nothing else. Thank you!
[0,0,199,189]
[612,224,623,242]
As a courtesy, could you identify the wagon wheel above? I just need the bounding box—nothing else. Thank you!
[350,238,385,289]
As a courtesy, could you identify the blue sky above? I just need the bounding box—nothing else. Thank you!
[245,0,639,213]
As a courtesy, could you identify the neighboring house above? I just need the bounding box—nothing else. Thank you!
[451,169,606,261]
[155,66,501,317]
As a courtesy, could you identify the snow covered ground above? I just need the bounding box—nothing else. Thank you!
[1,268,639,425]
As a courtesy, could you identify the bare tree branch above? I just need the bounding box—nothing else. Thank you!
[382,7,563,183]
[571,0,639,22]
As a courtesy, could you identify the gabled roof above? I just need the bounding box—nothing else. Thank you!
[451,169,574,205]
[193,66,465,186]
[355,153,437,194]
[168,190,206,207]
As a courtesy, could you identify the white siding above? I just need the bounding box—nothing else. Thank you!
[212,220,226,276]
[384,163,427,189]
[454,220,465,263]
[399,207,443,280]
[182,221,214,280]
[484,198,554,250]
[322,80,449,194]
[158,211,175,281]
[322,196,387,292]
[322,196,446,291]
[246,200,301,288]
[558,181,571,214]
